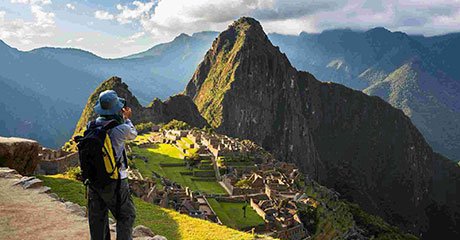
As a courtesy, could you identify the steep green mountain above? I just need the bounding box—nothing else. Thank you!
[185,17,460,239]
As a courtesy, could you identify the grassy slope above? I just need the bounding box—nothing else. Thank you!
[207,199,265,230]
[132,143,226,194]
[37,175,260,240]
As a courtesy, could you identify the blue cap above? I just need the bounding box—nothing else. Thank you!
[94,90,126,115]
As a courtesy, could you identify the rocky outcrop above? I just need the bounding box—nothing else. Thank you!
[0,136,39,175]
[146,95,208,128]
[185,17,460,238]
[72,76,207,139]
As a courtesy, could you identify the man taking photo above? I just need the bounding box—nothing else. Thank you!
[82,90,137,240]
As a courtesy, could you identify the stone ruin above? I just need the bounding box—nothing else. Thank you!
[35,147,79,175]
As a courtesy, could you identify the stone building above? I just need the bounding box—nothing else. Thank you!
[35,149,79,175]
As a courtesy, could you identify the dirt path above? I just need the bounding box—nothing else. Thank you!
[0,177,90,240]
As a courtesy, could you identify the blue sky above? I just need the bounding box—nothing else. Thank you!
[1,0,459,58]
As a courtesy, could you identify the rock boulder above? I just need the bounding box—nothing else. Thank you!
[0,137,39,175]
[132,225,155,238]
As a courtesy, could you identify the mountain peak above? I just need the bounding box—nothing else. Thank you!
[209,16,269,58]
[185,17,284,126]
[230,17,266,38]
[232,16,262,28]
[174,33,191,41]
[366,27,391,34]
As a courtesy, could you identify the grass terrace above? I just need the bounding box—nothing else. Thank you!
[175,137,198,157]
[216,156,256,170]
[36,175,265,240]
[207,199,265,230]
[131,143,226,195]
[132,132,156,145]
[182,137,194,145]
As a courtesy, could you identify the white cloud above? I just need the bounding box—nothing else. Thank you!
[116,1,154,24]
[135,0,277,43]
[95,10,114,20]
[66,3,75,10]
[94,1,154,24]
[122,31,145,43]
[66,37,83,44]
[0,3,55,45]
[31,5,55,26]
[3,0,460,58]
[10,0,51,5]
[135,0,460,39]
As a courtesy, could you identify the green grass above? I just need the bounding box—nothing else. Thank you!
[176,139,188,151]
[132,132,154,145]
[182,137,194,145]
[207,199,265,230]
[38,175,87,206]
[132,144,226,194]
[36,175,264,240]
[176,138,198,157]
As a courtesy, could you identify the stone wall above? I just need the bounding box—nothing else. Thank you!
[250,198,267,221]
[35,152,79,175]
[221,176,260,195]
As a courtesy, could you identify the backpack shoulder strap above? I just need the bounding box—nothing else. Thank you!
[87,120,99,130]
[102,119,120,131]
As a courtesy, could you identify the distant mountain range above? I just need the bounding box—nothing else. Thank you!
[0,32,217,148]
[0,26,459,162]
[269,28,460,162]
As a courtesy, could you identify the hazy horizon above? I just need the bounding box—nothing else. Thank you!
[2,24,460,60]
[1,0,460,58]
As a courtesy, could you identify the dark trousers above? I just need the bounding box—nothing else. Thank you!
[88,179,136,240]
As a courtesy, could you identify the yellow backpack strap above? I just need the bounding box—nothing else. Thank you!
[101,120,120,180]
[102,133,119,179]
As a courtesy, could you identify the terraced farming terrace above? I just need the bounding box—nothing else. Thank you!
[207,198,265,230]
[128,131,268,233]
[131,143,226,194]
[126,129,312,239]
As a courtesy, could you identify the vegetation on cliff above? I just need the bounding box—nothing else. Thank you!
[186,18,257,128]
